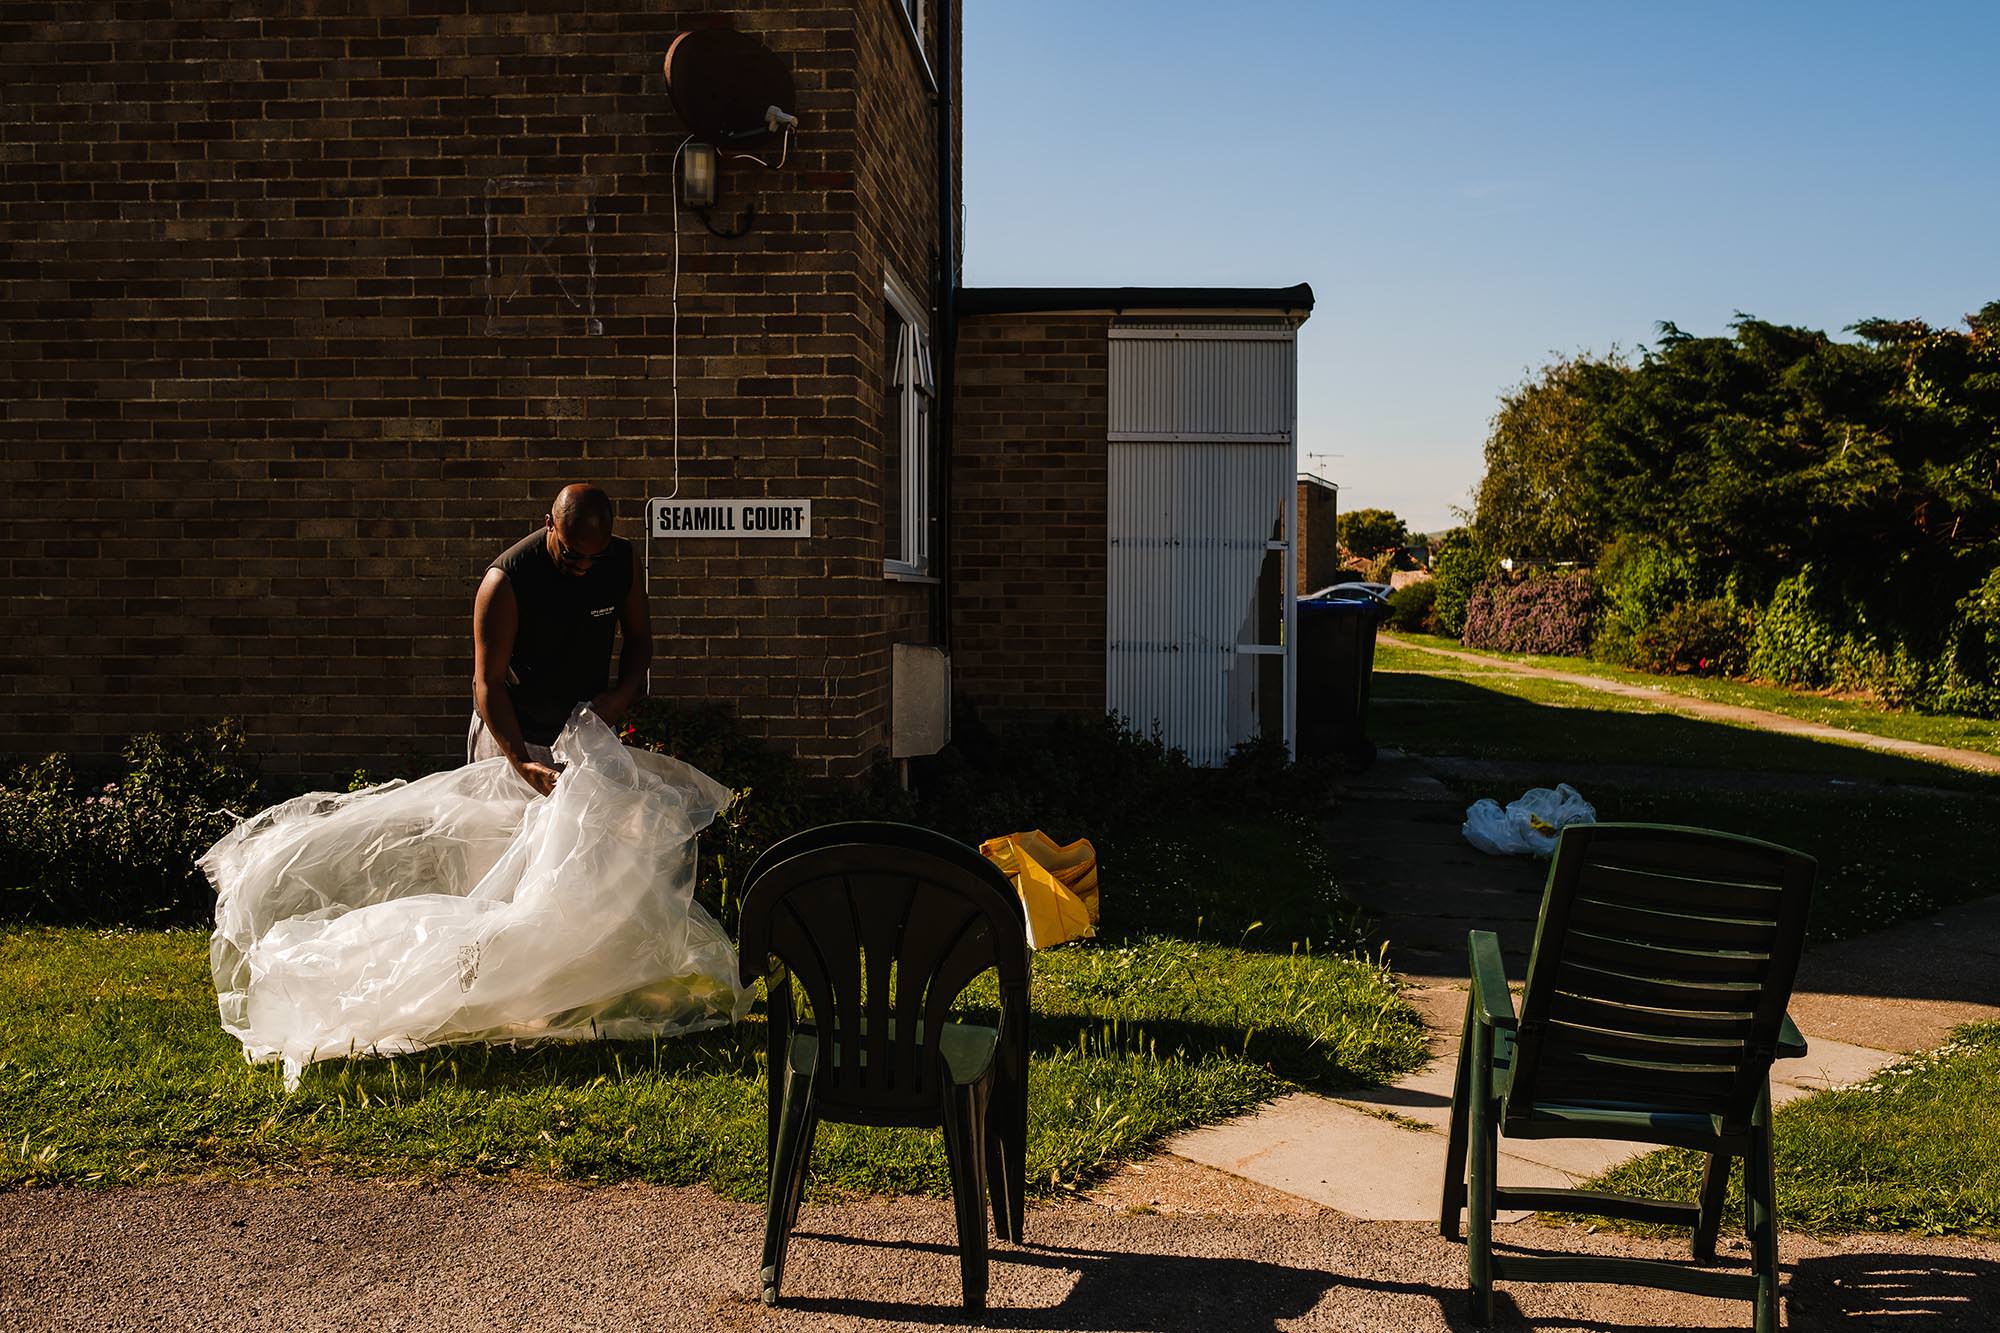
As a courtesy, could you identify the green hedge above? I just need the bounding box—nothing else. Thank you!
[0,722,259,925]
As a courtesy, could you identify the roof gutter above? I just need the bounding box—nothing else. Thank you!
[958,283,1315,319]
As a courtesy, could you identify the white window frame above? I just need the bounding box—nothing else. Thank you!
[900,0,924,49]
[884,271,936,581]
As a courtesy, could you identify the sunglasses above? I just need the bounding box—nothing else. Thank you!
[553,535,606,567]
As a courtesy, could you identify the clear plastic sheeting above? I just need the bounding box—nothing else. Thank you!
[204,707,749,1089]
[1462,783,1597,858]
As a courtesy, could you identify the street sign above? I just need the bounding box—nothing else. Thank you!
[647,498,812,538]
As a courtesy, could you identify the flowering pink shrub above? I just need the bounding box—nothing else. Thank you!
[1461,571,1601,656]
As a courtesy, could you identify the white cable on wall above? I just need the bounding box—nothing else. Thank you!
[643,134,695,698]
[645,126,794,695]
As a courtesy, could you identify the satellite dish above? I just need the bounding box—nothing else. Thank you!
[664,29,795,152]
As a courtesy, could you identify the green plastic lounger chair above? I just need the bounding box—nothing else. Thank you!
[1440,823,1815,1333]
[738,821,1031,1314]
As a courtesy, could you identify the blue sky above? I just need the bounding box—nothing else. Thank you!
[962,2,2000,533]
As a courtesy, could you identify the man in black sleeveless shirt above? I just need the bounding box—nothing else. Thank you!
[469,484,650,795]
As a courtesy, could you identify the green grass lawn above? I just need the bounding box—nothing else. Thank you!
[0,816,1426,1196]
[1375,642,1992,789]
[1371,653,1999,940]
[1591,1023,2000,1237]
[1382,632,2000,760]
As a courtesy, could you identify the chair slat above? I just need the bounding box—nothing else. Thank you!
[894,889,984,1099]
[1488,1254,1758,1301]
[1578,860,1785,915]
[1587,830,1797,882]
[1493,1186,1699,1226]
[1550,991,1755,1043]
[1569,895,1778,951]
[1554,959,1762,1014]
[848,873,915,1092]
[1536,1051,1736,1112]
[1561,929,1771,982]
[1548,1019,1746,1068]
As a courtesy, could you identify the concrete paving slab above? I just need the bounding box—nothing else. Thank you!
[1772,1033,1897,1094]
[1331,1059,1457,1134]
[1400,985,1468,1043]
[1166,1092,1583,1223]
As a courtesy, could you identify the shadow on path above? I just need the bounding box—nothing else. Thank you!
[1788,1252,2000,1331]
[787,1232,1478,1331]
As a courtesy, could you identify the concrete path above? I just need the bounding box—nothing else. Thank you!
[1163,746,2000,1223]
[1379,633,2000,777]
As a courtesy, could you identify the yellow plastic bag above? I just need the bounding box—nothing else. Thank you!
[979,830,1099,949]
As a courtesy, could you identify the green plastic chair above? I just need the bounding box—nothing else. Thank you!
[738,821,1030,1314]
[1440,823,1815,1333]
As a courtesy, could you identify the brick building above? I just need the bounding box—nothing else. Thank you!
[1295,473,1340,595]
[1,2,1311,782]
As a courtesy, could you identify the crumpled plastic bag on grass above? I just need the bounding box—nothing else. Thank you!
[1462,783,1596,858]
[203,706,750,1089]
[979,830,1099,949]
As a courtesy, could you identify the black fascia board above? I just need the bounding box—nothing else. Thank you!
[956,283,1314,317]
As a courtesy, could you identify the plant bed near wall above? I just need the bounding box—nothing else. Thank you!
[0,722,260,927]
[0,710,1425,1197]
[0,815,1423,1196]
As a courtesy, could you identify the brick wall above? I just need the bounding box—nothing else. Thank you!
[949,312,1109,722]
[0,1,951,783]
[853,0,940,666]
[1297,479,1338,592]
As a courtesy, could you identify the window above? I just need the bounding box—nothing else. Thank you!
[900,0,924,49]
[884,273,935,578]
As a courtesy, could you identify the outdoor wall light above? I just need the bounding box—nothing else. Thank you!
[680,142,718,208]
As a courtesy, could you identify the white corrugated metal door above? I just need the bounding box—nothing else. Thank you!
[1106,325,1298,765]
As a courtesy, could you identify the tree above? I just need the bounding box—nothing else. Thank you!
[1460,301,2000,711]
[1339,507,1407,557]
[1473,354,1618,563]
[1429,528,1498,639]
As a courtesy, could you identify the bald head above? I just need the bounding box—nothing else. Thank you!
[544,484,615,575]
[551,484,613,538]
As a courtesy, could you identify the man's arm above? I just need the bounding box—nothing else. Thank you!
[473,568,560,796]
[591,563,652,725]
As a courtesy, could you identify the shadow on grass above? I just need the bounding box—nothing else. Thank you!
[301,1003,1400,1098]
[1372,671,1994,791]
[296,1023,762,1095]
[1366,669,2000,953]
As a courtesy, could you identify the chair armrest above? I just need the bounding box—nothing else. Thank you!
[1776,1012,1807,1061]
[1468,930,1518,1031]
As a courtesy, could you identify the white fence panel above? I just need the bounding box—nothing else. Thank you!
[1107,439,1293,766]
[1108,327,1296,443]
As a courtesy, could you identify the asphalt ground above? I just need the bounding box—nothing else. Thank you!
[7,1177,1999,1332]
